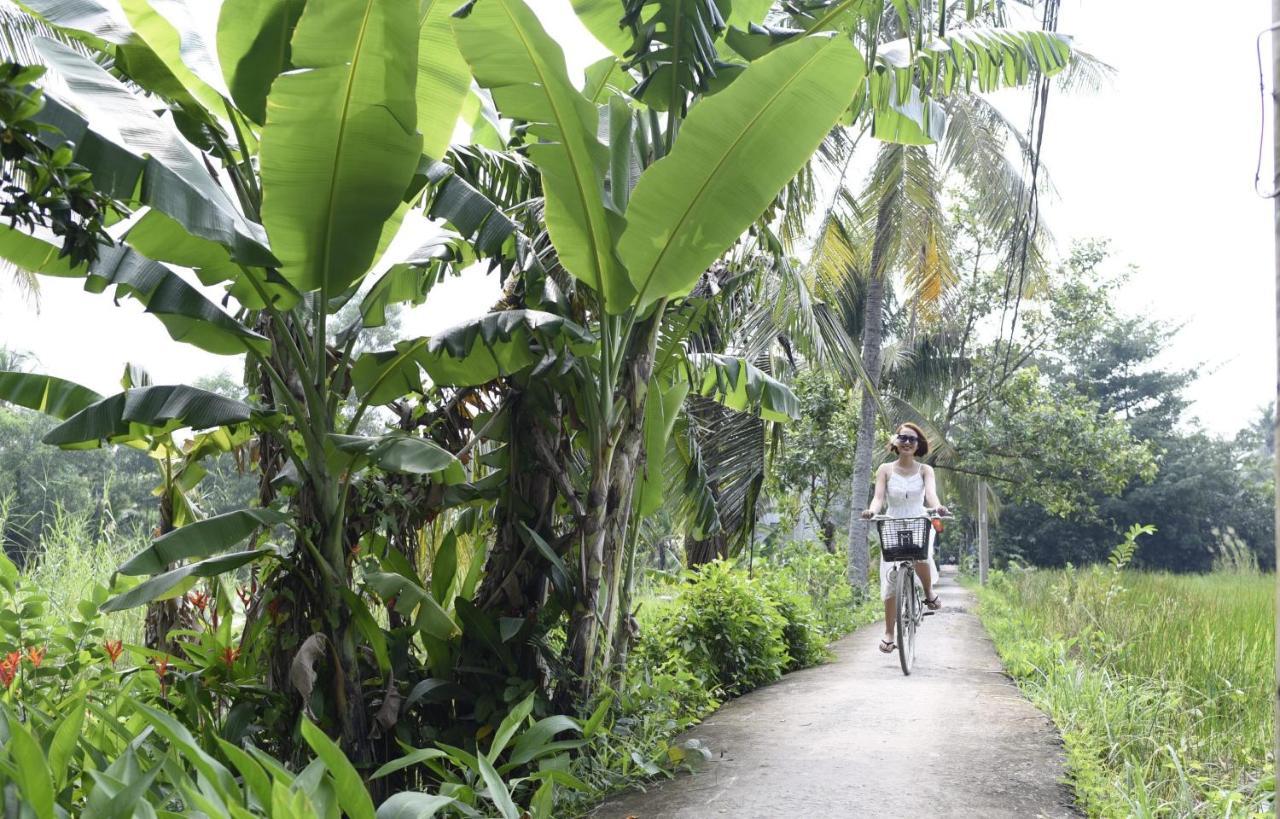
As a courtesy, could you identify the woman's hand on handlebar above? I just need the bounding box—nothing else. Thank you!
[928,505,952,517]
[860,509,876,520]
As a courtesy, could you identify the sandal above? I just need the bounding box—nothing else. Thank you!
[878,638,895,653]
[924,595,942,611]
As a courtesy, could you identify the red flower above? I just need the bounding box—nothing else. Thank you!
[219,646,240,669]
[235,585,253,608]
[187,590,210,614]
[25,646,45,668]
[151,655,171,679]
[0,652,18,688]
[103,639,124,665]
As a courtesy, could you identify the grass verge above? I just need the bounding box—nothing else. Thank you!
[972,567,1275,817]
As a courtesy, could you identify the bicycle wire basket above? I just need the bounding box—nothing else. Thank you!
[875,517,934,562]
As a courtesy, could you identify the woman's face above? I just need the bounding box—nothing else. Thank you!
[893,426,920,454]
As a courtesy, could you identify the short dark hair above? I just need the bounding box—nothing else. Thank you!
[889,422,929,457]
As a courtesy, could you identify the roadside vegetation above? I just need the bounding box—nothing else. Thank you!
[975,537,1275,818]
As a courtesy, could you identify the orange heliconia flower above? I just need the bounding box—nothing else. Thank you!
[25,646,45,668]
[103,639,124,665]
[187,590,210,614]
[219,646,241,669]
[0,651,19,688]
[151,655,171,678]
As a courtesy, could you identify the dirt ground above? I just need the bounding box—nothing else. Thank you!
[589,567,1079,818]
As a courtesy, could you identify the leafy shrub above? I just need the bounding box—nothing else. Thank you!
[647,560,788,696]
[759,572,829,671]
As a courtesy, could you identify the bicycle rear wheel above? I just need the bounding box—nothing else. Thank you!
[896,565,916,675]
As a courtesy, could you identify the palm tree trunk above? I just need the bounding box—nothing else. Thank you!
[844,270,884,590]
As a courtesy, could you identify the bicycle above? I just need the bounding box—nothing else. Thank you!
[871,509,950,676]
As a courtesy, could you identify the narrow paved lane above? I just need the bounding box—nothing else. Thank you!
[590,567,1078,818]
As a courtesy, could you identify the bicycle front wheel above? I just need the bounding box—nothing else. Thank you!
[896,565,916,675]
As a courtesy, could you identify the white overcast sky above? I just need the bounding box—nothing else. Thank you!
[0,0,1274,436]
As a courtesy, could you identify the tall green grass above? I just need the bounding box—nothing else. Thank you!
[976,566,1275,817]
[3,497,147,639]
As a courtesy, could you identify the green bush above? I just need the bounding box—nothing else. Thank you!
[651,560,789,696]
[760,572,829,671]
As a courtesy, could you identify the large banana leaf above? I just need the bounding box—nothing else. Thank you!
[876,28,1071,96]
[689,353,799,423]
[121,210,302,311]
[418,0,470,158]
[569,0,630,56]
[619,36,864,309]
[258,0,422,295]
[43,385,257,449]
[453,0,633,312]
[217,0,305,124]
[18,0,207,107]
[30,37,275,266]
[0,371,103,420]
[118,0,227,114]
[636,376,689,517]
[329,433,465,483]
[101,548,276,612]
[351,310,596,400]
[118,508,290,576]
[0,226,269,355]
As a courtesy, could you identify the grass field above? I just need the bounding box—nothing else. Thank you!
[975,566,1275,818]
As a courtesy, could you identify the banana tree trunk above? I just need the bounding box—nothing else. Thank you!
[845,271,885,591]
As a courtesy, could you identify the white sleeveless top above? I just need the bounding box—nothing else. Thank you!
[879,466,938,599]
[886,468,927,517]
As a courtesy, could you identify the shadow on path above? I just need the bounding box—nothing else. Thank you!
[589,567,1078,818]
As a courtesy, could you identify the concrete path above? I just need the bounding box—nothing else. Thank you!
[590,567,1078,819]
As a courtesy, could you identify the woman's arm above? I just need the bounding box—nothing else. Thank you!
[861,465,888,518]
[922,465,949,513]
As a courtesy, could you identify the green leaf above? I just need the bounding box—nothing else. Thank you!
[43,385,257,449]
[365,572,460,640]
[216,739,273,810]
[101,548,275,612]
[119,508,289,576]
[691,354,799,423]
[376,792,456,818]
[430,532,458,605]
[422,309,595,387]
[486,693,534,762]
[360,239,454,328]
[582,56,630,104]
[569,0,630,56]
[418,0,471,158]
[454,0,633,312]
[0,370,103,420]
[506,715,582,766]
[476,752,520,819]
[329,434,465,482]
[31,37,275,266]
[370,748,450,780]
[6,714,54,819]
[218,0,305,124]
[581,694,613,738]
[131,700,238,802]
[0,227,269,356]
[259,0,422,295]
[299,719,376,819]
[48,695,86,791]
[619,36,865,309]
[638,376,689,515]
[119,0,227,113]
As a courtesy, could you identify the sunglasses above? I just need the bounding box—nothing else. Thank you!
[895,434,920,445]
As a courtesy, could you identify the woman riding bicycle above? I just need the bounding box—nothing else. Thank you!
[860,423,950,654]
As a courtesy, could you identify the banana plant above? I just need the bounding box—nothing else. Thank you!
[0,0,1072,757]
